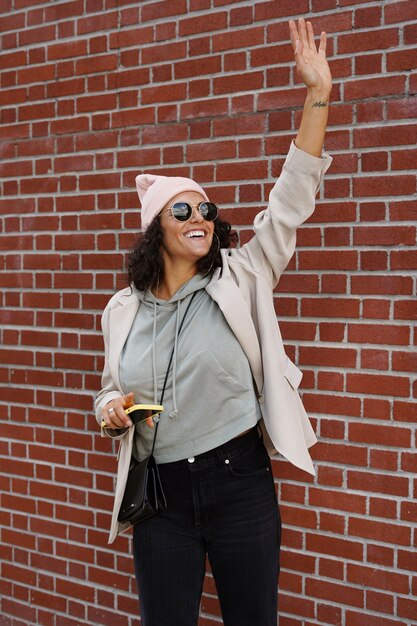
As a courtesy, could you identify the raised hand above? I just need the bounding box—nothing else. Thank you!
[289,18,332,98]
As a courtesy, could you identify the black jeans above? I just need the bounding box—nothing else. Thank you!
[133,426,281,626]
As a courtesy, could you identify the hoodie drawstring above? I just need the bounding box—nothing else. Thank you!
[152,299,182,420]
[169,301,181,420]
[152,302,158,405]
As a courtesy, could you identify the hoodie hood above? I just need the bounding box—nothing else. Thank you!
[136,273,211,307]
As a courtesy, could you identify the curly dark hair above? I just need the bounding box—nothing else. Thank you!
[126,215,237,292]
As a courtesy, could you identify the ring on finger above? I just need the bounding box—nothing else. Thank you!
[109,408,115,414]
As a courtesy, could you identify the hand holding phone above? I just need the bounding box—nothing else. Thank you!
[101,402,163,430]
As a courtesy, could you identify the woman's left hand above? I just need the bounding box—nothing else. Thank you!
[289,18,332,97]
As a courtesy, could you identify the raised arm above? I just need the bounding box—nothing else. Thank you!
[289,18,332,157]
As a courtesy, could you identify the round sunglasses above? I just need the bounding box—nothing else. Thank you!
[168,201,218,222]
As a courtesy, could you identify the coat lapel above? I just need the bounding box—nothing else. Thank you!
[108,294,140,391]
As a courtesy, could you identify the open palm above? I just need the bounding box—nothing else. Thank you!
[289,18,332,96]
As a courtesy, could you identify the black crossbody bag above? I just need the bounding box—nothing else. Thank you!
[117,293,196,526]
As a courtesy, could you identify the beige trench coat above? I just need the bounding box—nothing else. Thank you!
[95,141,332,543]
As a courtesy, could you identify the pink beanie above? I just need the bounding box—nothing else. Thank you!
[135,173,209,230]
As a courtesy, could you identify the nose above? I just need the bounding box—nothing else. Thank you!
[190,206,204,222]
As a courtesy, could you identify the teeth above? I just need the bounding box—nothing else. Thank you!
[185,230,204,238]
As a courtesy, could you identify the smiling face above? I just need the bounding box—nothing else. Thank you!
[158,190,215,271]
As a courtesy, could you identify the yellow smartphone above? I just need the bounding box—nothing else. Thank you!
[101,404,164,429]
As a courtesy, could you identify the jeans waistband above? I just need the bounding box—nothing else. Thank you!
[166,425,263,471]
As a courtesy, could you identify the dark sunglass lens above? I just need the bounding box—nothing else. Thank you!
[199,202,218,221]
[171,202,192,221]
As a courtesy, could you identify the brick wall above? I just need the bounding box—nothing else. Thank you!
[1,1,416,624]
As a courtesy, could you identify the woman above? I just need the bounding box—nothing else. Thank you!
[96,18,332,626]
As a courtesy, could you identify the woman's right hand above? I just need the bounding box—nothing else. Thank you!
[102,392,135,429]
[102,392,155,430]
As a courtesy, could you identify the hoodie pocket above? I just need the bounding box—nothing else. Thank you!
[176,348,254,422]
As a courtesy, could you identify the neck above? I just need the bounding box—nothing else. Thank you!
[154,259,198,300]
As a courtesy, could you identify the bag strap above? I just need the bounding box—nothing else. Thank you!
[150,291,197,456]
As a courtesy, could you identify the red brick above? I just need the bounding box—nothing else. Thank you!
[354,124,417,148]
[214,70,264,95]
[392,350,417,372]
[354,75,407,102]
[214,113,266,137]
[398,596,417,621]
[400,499,417,523]
[77,93,117,113]
[179,11,227,35]
[310,487,366,514]
[187,140,236,162]
[385,0,417,23]
[390,202,417,225]
[317,603,343,626]
[305,578,364,608]
[360,348,389,370]
[348,323,410,346]
[338,28,399,54]
[318,371,344,392]
[388,96,417,120]
[301,297,359,318]
[354,174,415,197]
[298,250,358,271]
[212,26,264,53]
[141,0,187,21]
[216,160,268,182]
[348,472,409,499]
[373,451,399,474]
[391,250,417,270]
[361,299,391,320]
[20,24,55,45]
[347,372,410,397]
[351,275,413,295]
[393,401,417,423]
[366,592,392,619]
[299,346,357,368]
[354,225,415,246]
[0,49,27,70]
[360,251,388,271]
[349,422,411,447]
[387,48,417,72]
[347,563,409,594]
[398,548,417,572]
[367,544,395,568]
[48,39,88,60]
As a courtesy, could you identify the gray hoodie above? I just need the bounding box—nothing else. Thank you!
[119,274,261,463]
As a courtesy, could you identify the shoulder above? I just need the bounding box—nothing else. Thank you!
[103,286,136,313]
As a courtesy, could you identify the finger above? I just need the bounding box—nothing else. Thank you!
[117,405,133,427]
[298,17,309,49]
[107,404,132,428]
[319,30,327,55]
[289,19,298,51]
[102,407,119,429]
[145,416,155,429]
[306,21,316,50]
[122,392,135,409]
[101,410,111,428]
[289,20,304,59]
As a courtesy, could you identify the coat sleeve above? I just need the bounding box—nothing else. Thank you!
[228,141,332,287]
[94,301,130,441]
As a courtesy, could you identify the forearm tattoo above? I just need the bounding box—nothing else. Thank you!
[312,101,328,108]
